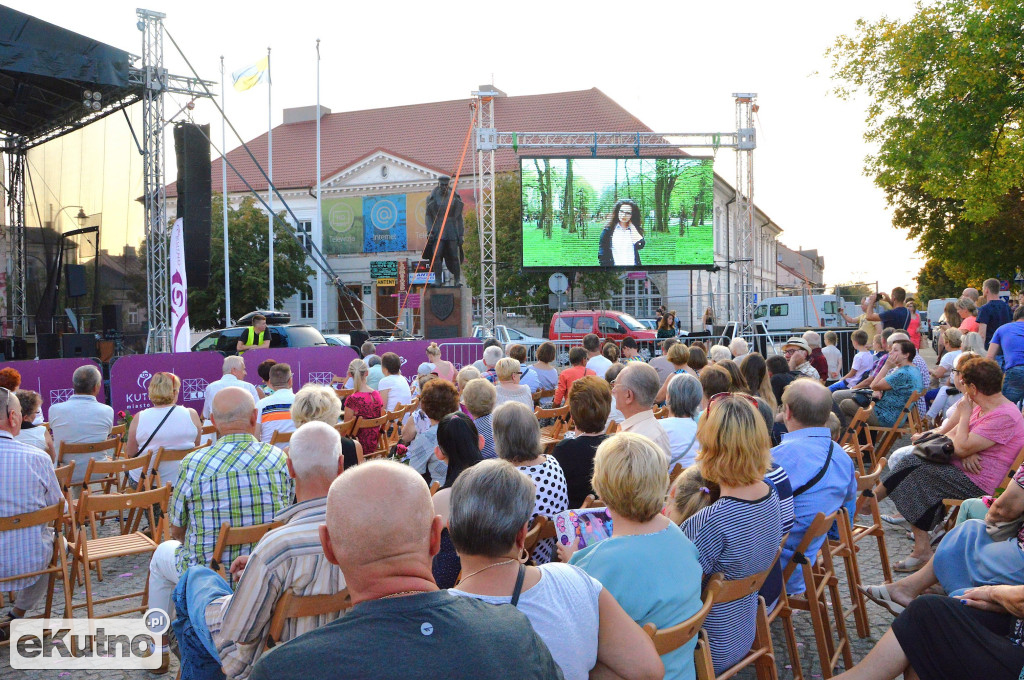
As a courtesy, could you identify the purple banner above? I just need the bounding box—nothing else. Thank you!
[375,337,482,381]
[7,358,106,421]
[241,345,360,390]
[110,352,229,416]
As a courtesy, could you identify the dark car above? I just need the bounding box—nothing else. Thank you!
[192,323,328,355]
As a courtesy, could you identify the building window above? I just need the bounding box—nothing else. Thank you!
[296,221,313,253]
[300,286,314,319]
[612,277,662,319]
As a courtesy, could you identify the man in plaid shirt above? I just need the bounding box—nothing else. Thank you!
[148,387,291,668]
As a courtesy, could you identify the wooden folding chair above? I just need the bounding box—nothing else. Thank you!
[200,423,217,446]
[533,388,556,404]
[694,560,780,680]
[269,429,293,448]
[110,424,127,458]
[535,404,570,439]
[335,388,355,401]
[149,446,201,490]
[838,406,874,475]
[767,578,802,680]
[210,520,283,583]
[353,415,390,459]
[429,480,441,496]
[0,503,73,643]
[653,406,670,419]
[783,512,853,679]
[79,454,153,539]
[67,485,171,619]
[264,588,351,650]
[581,495,605,509]
[57,438,119,493]
[643,574,722,655]
[944,443,1024,530]
[523,515,549,558]
[335,418,356,438]
[53,462,77,540]
[605,420,620,435]
[864,391,920,464]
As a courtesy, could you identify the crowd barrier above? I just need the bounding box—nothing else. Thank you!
[375,338,483,380]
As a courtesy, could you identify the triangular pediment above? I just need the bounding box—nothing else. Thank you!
[323,150,445,191]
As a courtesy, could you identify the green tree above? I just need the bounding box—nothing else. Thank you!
[828,0,1024,280]
[464,173,622,325]
[833,282,874,303]
[128,195,316,329]
[915,258,966,303]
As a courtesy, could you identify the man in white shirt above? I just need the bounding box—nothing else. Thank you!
[203,356,260,420]
[257,363,296,444]
[49,364,114,483]
[378,352,412,413]
[583,333,612,376]
[611,362,671,459]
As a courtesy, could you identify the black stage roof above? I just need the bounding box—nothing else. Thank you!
[0,5,141,144]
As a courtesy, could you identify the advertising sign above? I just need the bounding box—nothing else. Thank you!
[363,195,407,253]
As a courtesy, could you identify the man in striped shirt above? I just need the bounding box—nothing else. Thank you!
[256,363,296,444]
[171,422,345,679]
[148,387,292,668]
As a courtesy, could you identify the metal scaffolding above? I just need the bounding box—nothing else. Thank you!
[5,151,26,336]
[471,91,758,332]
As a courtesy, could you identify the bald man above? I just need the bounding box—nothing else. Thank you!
[250,461,563,680]
[772,379,857,597]
[203,355,260,420]
[148,387,292,670]
[962,287,980,303]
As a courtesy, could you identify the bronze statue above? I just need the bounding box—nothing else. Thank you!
[423,176,464,286]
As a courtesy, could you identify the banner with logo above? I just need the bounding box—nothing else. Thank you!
[405,191,430,253]
[12,358,106,420]
[363,195,406,253]
[109,352,228,416]
[240,345,359,390]
[169,218,191,353]
[322,197,363,255]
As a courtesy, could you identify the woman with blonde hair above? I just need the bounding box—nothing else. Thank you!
[680,393,784,673]
[426,341,456,382]
[494,357,535,409]
[563,432,704,680]
[654,342,694,404]
[962,331,985,355]
[125,372,202,486]
[291,384,362,469]
[343,358,383,457]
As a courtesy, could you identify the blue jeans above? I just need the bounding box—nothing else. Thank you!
[172,567,230,680]
[828,379,848,393]
[1003,366,1024,405]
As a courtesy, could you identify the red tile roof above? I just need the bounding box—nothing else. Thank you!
[169,87,662,197]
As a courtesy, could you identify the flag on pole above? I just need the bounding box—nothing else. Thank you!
[231,57,269,91]
[169,218,191,353]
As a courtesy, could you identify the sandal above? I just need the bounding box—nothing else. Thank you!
[859,584,905,616]
[882,514,909,527]
[894,555,929,573]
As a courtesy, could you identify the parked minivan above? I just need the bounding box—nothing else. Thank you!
[549,310,657,343]
[753,295,847,332]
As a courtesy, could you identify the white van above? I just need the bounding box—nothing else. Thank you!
[927,297,958,340]
[753,294,847,332]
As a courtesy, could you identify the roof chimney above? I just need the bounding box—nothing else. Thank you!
[283,105,331,124]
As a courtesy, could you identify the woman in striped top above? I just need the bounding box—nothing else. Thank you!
[681,393,783,673]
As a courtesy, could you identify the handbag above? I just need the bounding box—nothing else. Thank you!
[851,389,874,408]
[912,431,955,464]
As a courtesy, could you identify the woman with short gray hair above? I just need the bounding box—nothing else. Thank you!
[494,357,535,409]
[661,373,703,468]
[493,401,568,563]
[448,459,664,680]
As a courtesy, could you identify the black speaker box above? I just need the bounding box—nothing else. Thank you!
[37,333,60,359]
[62,333,96,359]
[65,264,87,298]
[102,304,121,333]
[174,122,212,289]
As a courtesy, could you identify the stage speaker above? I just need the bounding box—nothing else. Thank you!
[65,264,87,298]
[174,122,212,289]
[62,333,96,359]
[102,304,121,333]
[37,333,60,359]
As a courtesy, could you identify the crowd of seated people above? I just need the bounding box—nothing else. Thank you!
[7,308,1024,680]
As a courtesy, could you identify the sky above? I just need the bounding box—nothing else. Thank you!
[12,0,925,291]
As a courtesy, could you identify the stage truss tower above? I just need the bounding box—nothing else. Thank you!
[472,92,758,332]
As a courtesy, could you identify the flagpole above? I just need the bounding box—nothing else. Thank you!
[221,56,231,324]
[315,39,324,332]
[267,46,275,310]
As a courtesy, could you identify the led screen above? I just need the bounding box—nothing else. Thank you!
[520,157,714,269]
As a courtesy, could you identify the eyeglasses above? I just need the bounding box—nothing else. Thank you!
[783,349,799,356]
[706,391,759,413]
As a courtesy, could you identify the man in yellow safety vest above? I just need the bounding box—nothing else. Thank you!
[236,314,271,353]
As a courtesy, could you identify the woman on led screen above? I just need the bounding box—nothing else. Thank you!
[597,200,645,267]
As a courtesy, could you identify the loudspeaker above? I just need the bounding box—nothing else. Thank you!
[65,264,87,298]
[62,333,96,359]
[37,333,60,359]
[102,304,120,333]
[174,122,212,289]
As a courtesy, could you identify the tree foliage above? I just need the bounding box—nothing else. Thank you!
[464,173,623,325]
[828,0,1024,282]
[915,258,965,302]
[833,282,875,303]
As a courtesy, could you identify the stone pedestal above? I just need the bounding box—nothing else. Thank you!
[422,286,473,340]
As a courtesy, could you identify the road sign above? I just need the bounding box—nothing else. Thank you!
[548,293,569,310]
[1000,279,1010,291]
[548,273,569,294]
[626,271,647,280]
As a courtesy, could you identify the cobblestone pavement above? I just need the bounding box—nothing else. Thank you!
[4,348,939,679]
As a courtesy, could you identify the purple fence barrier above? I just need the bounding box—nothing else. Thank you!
[374,338,483,381]
[109,352,229,416]
[7,358,106,420]
[241,345,359,390]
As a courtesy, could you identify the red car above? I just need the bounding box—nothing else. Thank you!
[548,310,657,343]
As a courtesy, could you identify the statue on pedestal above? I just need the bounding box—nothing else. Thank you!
[422,176,464,287]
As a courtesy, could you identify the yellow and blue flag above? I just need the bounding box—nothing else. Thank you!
[231,57,269,92]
